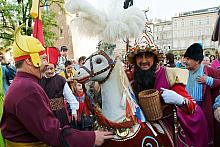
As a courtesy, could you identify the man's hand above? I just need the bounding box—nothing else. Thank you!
[94,131,113,146]
[214,107,220,123]
[161,88,185,105]
[197,74,207,84]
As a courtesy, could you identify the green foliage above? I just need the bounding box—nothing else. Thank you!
[42,10,59,47]
[0,0,19,48]
[97,41,116,55]
[0,0,64,49]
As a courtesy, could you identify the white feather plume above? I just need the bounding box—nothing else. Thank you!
[65,0,146,43]
[65,0,106,36]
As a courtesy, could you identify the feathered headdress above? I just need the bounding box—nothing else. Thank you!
[65,0,145,44]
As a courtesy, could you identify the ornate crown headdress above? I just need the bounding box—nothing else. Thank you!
[127,32,158,63]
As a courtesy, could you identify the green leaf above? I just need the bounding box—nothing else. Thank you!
[0,0,64,48]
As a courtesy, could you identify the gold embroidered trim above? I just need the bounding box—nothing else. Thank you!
[49,97,64,111]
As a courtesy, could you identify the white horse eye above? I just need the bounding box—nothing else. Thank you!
[96,58,102,64]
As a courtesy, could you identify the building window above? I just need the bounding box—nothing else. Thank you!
[198,30,202,36]
[163,33,167,39]
[173,42,177,48]
[174,22,177,28]
[179,32,183,37]
[180,40,185,48]
[206,17,210,24]
[158,26,161,31]
[190,31,194,36]
[174,33,177,38]
[206,29,209,35]
[198,20,202,25]
[189,21,193,26]
[168,33,172,39]
[181,22,184,27]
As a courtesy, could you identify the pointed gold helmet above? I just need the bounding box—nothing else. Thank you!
[13,25,45,67]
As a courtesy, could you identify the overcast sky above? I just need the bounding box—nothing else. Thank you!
[133,0,219,20]
[93,0,219,20]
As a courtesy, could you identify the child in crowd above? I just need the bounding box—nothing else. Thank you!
[73,81,93,130]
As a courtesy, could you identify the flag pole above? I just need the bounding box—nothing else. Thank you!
[36,0,40,39]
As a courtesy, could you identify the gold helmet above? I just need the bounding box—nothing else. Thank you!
[13,25,45,67]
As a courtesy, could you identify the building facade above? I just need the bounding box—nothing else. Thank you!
[153,7,219,57]
[153,20,173,53]
[172,7,219,56]
[50,4,74,58]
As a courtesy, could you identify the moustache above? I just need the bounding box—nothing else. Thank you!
[140,62,150,66]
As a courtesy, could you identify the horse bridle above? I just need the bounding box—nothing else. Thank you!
[81,50,116,84]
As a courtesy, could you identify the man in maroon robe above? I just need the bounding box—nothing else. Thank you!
[0,26,113,147]
[126,33,208,146]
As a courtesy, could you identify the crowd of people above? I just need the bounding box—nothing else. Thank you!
[0,26,113,147]
[155,48,220,70]
[1,26,220,146]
